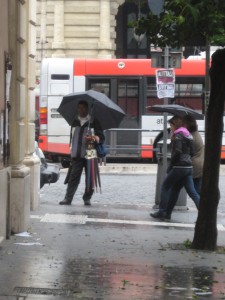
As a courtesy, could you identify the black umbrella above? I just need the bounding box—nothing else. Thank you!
[147,104,204,120]
[57,89,125,130]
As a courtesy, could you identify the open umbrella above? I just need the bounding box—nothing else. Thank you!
[147,104,204,120]
[57,89,125,130]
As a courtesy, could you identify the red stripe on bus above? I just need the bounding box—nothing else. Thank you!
[221,146,225,159]
[38,136,48,151]
[38,137,70,154]
[47,143,70,154]
[141,145,153,159]
[74,59,206,77]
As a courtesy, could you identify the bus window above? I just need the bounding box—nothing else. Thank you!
[146,79,164,112]
[88,80,110,97]
[117,79,140,152]
[146,77,204,114]
[51,74,70,80]
[175,83,204,112]
[118,79,139,118]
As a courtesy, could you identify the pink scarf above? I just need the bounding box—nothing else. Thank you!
[173,127,190,137]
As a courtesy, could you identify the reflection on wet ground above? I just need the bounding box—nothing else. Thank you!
[12,257,225,299]
[56,259,225,299]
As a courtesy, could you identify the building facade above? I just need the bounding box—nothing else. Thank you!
[35,0,150,76]
[0,0,38,242]
[0,0,149,242]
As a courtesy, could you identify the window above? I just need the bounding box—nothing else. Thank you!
[51,74,70,80]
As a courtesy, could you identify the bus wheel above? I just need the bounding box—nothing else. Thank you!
[51,155,59,162]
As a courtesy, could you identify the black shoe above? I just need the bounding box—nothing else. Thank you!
[84,199,91,206]
[83,189,94,202]
[164,214,171,221]
[59,199,72,205]
[150,211,171,220]
[150,211,166,220]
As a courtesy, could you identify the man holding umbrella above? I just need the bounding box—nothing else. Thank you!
[60,100,105,206]
[58,89,125,205]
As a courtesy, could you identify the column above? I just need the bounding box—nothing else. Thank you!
[38,0,47,61]
[52,0,66,57]
[98,0,113,58]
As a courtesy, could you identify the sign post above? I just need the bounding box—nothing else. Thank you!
[151,47,179,183]
[148,1,184,207]
[162,46,169,178]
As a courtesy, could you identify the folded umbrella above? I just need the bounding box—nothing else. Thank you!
[147,104,204,120]
[57,89,125,130]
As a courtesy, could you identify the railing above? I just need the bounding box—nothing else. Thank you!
[101,128,154,164]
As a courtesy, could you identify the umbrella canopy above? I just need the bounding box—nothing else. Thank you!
[147,104,204,120]
[57,89,125,130]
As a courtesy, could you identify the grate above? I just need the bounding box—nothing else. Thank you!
[14,287,77,296]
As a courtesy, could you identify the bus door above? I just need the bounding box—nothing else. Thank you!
[88,77,142,158]
[112,78,141,157]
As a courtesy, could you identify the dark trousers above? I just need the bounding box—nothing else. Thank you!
[159,167,200,214]
[65,158,91,202]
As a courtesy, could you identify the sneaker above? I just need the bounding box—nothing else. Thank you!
[150,211,166,220]
[59,198,72,205]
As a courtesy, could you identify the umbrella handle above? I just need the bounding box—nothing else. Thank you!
[87,102,94,133]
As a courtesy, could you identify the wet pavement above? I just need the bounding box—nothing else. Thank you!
[1,164,225,299]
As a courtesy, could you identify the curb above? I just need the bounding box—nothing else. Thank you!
[60,164,225,175]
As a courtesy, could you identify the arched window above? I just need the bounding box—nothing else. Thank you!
[115,1,150,58]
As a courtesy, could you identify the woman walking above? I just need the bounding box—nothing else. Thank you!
[150,115,200,220]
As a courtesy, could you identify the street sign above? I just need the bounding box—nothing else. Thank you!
[156,69,175,99]
[151,51,164,68]
[170,52,182,68]
[151,51,182,68]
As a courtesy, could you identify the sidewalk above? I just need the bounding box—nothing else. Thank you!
[0,165,225,299]
[97,163,225,175]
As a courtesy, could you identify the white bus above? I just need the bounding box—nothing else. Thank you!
[38,57,225,161]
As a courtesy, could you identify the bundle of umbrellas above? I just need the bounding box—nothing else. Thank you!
[58,89,125,192]
[85,144,102,193]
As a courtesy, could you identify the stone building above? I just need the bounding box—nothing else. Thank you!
[0,0,38,242]
[36,0,150,75]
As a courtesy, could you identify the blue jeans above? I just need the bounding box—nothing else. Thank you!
[193,177,202,195]
[159,167,200,214]
[166,175,200,215]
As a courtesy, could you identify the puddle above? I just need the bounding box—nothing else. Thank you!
[56,259,225,299]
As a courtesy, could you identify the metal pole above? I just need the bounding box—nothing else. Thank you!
[162,46,169,177]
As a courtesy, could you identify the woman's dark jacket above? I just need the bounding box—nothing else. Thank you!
[170,132,194,167]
